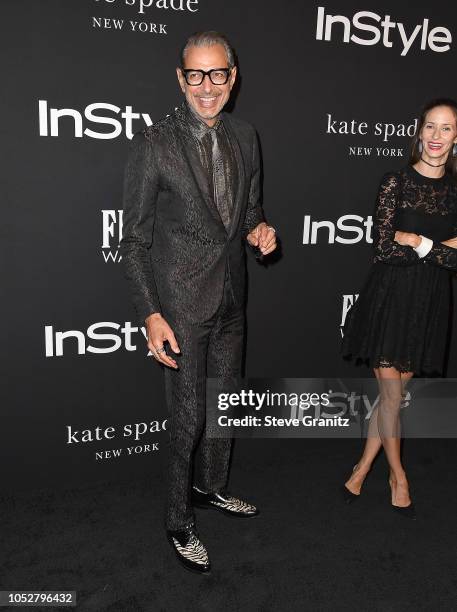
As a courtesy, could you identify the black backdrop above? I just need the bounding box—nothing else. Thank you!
[3,0,457,493]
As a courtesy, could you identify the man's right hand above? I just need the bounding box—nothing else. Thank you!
[145,313,180,369]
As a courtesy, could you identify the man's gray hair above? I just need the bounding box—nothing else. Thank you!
[180,31,236,68]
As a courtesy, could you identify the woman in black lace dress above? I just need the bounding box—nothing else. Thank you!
[341,99,457,517]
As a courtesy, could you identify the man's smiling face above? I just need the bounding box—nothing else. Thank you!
[176,43,237,126]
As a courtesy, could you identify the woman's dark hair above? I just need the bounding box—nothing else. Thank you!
[410,97,457,178]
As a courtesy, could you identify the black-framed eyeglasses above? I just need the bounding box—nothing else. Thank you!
[181,67,232,86]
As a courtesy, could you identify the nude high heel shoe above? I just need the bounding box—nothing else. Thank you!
[341,465,362,504]
[389,475,416,520]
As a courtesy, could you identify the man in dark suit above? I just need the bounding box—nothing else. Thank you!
[121,31,276,573]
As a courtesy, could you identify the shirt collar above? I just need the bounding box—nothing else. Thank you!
[182,100,222,140]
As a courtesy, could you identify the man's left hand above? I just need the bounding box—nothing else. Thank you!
[247,222,277,255]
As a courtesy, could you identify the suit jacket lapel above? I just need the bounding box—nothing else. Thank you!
[222,113,246,240]
[181,128,224,224]
[174,104,247,238]
[175,106,228,230]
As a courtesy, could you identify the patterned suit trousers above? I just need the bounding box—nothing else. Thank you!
[163,267,244,530]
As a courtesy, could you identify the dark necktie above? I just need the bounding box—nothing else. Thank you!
[209,128,231,230]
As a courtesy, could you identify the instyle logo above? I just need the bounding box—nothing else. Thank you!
[302,214,373,245]
[316,6,452,56]
[44,322,151,357]
[102,210,123,263]
[340,294,359,337]
[38,100,167,139]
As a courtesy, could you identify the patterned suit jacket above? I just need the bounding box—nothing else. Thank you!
[120,102,265,326]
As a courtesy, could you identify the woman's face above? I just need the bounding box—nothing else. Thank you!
[419,105,457,163]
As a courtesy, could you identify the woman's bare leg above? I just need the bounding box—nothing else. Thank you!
[375,366,414,506]
[345,367,413,498]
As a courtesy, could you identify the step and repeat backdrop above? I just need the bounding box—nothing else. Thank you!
[3,0,457,492]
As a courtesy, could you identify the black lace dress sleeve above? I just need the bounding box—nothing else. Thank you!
[372,172,420,266]
[422,217,457,271]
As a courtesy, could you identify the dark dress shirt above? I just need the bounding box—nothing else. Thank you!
[185,101,238,230]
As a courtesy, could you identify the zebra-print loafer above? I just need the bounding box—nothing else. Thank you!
[166,525,211,574]
[192,485,259,518]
